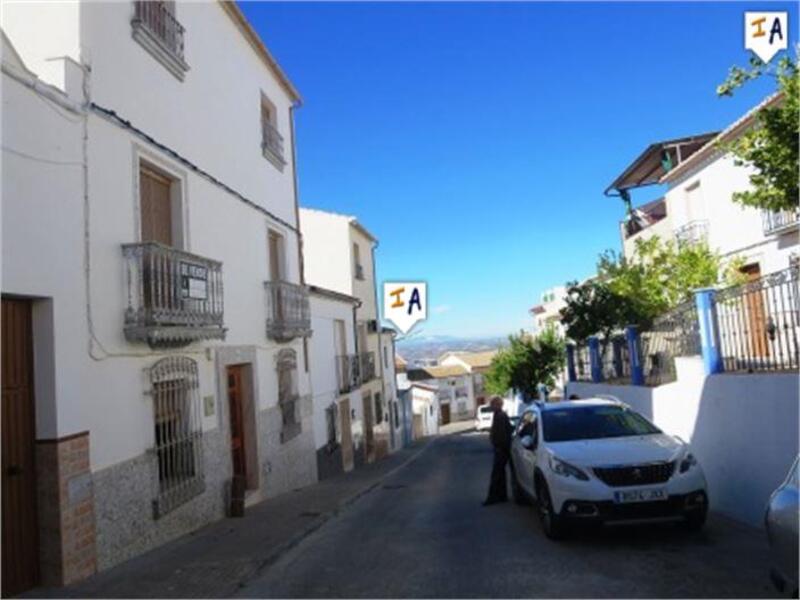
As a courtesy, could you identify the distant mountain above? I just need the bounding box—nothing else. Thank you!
[396,335,506,366]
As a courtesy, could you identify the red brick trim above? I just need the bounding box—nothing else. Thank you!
[36,431,90,445]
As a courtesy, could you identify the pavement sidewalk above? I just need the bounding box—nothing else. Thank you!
[26,437,437,599]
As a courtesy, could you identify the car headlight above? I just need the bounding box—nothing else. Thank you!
[549,454,589,481]
[679,452,698,473]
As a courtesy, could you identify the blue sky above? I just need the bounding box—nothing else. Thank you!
[239,1,797,338]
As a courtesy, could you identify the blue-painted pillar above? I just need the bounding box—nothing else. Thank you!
[695,288,724,375]
[588,336,602,383]
[566,343,577,383]
[626,325,645,386]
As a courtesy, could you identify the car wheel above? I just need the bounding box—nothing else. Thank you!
[536,478,565,540]
[510,461,528,505]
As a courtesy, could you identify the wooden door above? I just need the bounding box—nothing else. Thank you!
[2,299,39,596]
[440,403,451,425]
[742,264,769,358]
[339,398,354,472]
[362,393,375,462]
[140,167,173,246]
[226,366,247,481]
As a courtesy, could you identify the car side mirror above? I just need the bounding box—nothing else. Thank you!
[520,435,534,450]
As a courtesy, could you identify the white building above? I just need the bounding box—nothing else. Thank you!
[2,2,317,593]
[308,286,361,479]
[611,94,798,277]
[405,350,496,424]
[528,285,568,337]
[380,327,406,452]
[299,208,393,463]
[407,384,439,438]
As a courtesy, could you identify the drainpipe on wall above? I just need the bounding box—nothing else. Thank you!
[370,240,385,415]
[289,103,305,286]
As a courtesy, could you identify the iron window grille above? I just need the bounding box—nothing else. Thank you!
[277,349,303,443]
[149,356,204,518]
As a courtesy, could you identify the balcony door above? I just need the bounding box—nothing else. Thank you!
[140,166,173,246]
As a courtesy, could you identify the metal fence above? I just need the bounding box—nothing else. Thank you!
[265,280,311,342]
[599,335,631,383]
[574,344,592,382]
[640,300,701,386]
[715,265,799,373]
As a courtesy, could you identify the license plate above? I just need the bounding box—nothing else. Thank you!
[613,488,667,503]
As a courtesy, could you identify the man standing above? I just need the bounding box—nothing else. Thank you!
[483,395,513,506]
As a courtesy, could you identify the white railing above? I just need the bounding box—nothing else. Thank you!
[674,219,709,247]
[762,209,800,236]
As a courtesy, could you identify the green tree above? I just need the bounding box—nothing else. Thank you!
[485,329,565,400]
[559,279,642,344]
[598,236,721,324]
[716,53,799,212]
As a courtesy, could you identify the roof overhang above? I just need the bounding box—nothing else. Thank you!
[604,132,719,195]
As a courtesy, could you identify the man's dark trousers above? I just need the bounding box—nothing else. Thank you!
[485,408,512,504]
[486,446,509,503]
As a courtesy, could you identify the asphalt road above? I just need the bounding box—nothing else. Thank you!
[236,430,777,598]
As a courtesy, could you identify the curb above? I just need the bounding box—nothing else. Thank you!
[234,438,437,595]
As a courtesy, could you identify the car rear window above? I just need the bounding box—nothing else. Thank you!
[542,405,660,442]
[479,406,493,414]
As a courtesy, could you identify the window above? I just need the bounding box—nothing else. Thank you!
[374,393,383,425]
[268,230,285,282]
[261,95,285,169]
[383,346,388,369]
[393,401,400,427]
[353,243,364,280]
[277,349,301,443]
[149,356,204,517]
[325,402,338,447]
[131,1,189,80]
[140,164,180,248]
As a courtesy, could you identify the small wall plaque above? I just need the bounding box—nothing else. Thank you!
[203,395,215,417]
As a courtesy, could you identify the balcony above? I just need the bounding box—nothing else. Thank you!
[131,1,189,80]
[336,354,361,394]
[122,243,225,347]
[359,351,376,383]
[762,209,800,236]
[674,219,709,247]
[265,280,311,342]
[261,120,286,169]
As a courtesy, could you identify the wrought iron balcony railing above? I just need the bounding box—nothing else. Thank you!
[359,351,376,383]
[265,280,311,342]
[132,1,187,65]
[261,120,285,166]
[336,354,361,394]
[762,209,800,236]
[674,219,709,247]
[122,242,225,347]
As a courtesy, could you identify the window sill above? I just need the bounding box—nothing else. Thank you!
[132,20,190,81]
[262,146,286,172]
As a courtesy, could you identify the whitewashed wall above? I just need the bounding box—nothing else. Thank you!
[665,152,797,273]
[299,209,353,295]
[567,357,799,526]
[309,293,356,451]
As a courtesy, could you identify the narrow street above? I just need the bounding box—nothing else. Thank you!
[237,430,775,599]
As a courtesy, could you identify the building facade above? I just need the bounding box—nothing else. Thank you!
[611,94,798,277]
[299,208,392,464]
[2,2,317,593]
[308,286,361,479]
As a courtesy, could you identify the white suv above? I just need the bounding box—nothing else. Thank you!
[510,398,708,539]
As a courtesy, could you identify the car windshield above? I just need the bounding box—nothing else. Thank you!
[542,405,661,442]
